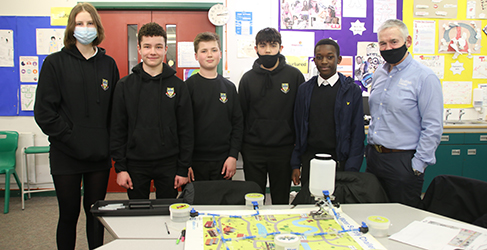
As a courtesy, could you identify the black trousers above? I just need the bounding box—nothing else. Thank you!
[241,143,293,204]
[365,144,423,208]
[126,156,178,199]
[192,160,228,181]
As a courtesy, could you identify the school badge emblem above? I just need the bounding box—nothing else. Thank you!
[219,93,228,103]
[281,83,289,93]
[166,87,176,98]
[101,79,109,91]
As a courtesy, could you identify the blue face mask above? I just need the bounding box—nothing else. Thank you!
[73,27,97,45]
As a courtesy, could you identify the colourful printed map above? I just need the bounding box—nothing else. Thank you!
[185,208,385,250]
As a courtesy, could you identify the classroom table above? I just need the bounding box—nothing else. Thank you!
[94,203,480,250]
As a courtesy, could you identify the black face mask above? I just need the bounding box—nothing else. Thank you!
[258,52,280,68]
[380,43,408,64]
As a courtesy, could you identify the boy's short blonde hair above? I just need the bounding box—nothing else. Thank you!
[193,32,221,53]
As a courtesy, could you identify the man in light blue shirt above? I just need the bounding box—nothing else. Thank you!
[366,19,443,208]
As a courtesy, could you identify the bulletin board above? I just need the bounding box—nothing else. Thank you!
[278,0,403,92]
[0,16,65,116]
[404,1,487,109]
[278,0,487,110]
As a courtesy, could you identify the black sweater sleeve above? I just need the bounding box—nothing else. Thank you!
[229,84,244,159]
[238,73,250,124]
[110,79,129,172]
[34,56,72,142]
[176,81,194,176]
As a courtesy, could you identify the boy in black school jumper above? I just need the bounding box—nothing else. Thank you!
[291,38,365,198]
[239,27,305,204]
[186,32,243,181]
[110,22,194,199]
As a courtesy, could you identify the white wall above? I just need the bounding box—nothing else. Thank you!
[0,0,279,187]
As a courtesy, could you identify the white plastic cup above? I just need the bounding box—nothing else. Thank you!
[274,234,300,250]
[366,215,391,237]
[169,203,191,222]
[309,154,336,198]
[245,193,264,209]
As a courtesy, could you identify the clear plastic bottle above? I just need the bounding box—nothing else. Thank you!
[309,154,336,198]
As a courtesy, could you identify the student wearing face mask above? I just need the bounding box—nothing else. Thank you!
[238,28,305,204]
[366,19,443,208]
[34,3,119,249]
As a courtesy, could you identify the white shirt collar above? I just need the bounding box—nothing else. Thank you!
[317,72,339,87]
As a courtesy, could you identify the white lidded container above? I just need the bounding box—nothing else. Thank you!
[274,234,300,250]
[309,154,336,198]
[169,203,191,222]
[366,215,391,237]
[245,193,264,209]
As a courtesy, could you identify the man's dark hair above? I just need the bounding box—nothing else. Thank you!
[138,22,167,46]
[315,38,340,57]
[255,27,281,46]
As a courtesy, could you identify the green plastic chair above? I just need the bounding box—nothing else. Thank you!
[22,145,53,210]
[0,131,22,214]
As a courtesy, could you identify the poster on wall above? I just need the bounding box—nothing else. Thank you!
[354,42,384,89]
[413,55,445,79]
[0,29,14,67]
[183,69,199,81]
[343,0,366,18]
[438,20,482,54]
[280,0,341,30]
[280,31,315,57]
[413,0,457,19]
[36,28,65,55]
[237,38,257,58]
[50,7,72,26]
[374,0,397,32]
[20,84,37,111]
[412,20,436,54]
[177,42,199,68]
[466,1,487,19]
[235,11,253,35]
[473,56,487,79]
[443,81,472,105]
[19,56,39,83]
[338,56,353,77]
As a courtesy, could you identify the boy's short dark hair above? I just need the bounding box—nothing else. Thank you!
[315,38,340,57]
[138,22,167,46]
[255,27,281,46]
[193,32,221,53]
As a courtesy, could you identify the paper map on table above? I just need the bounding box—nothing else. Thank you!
[185,208,385,250]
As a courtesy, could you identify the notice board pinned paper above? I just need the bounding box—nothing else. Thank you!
[51,7,72,26]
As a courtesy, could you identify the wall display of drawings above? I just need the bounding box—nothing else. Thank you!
[281,0,342,30]
[413,0,458,19]
[0,16,64,116]
[405,1,487,108]
[438,20,482,59]
[279,0,403,94]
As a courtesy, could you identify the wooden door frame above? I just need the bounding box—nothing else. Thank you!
[90,2,223,74]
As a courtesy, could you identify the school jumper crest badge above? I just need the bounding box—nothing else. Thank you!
[219,93,228,103]
[281,83,289,93]
[166,87,176,98]
[101,79,109,91]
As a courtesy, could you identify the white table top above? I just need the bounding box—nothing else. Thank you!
[95,203,482,250]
